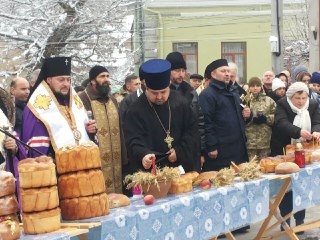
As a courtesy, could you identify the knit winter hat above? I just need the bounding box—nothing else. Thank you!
[286,82,309,98]
[272,78,286,91]
[291,65,308,81]
[248,77,262,87]
[309,72,320,84]
[89,65,109,80]
[165,52,186,70]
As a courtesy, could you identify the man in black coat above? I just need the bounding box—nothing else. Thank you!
[10,77,30,135]
[166,51,204,171]
[124,59,199,173]
[199,59,251,171]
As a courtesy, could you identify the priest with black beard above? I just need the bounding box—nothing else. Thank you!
[124,59,200,173]
[22,57,97,159]
[79,65,128,194]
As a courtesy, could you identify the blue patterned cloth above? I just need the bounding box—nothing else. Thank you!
[291,163,320,212]
[77,178,269,240]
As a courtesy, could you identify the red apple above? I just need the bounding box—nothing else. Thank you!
[143,195,155,205]
[199,179,212,190]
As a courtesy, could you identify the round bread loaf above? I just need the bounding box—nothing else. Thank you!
[108,193,130,209]
[55,143,101,174]
[275,162,300,174]
[311,151,320,163]
[260,157,283,173]
[193,171,218,186]
[20,186,59,213]
[58,169,106,200]
[0,214,20,240]
[18,156,57,188]
[0,194,19,216]
[182,171,199,181]
[169,177,192,194]
[22,208,61,234]
[60,193,109,220]
[0,171,15,198]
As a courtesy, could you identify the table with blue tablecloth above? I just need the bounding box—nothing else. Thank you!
[255,163,320,240]
[74,178,269,240]
[18,223,89,240]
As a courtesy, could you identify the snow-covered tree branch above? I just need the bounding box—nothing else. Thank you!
[0,0,137,89]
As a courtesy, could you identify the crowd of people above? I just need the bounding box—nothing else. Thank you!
[1,54,320,235]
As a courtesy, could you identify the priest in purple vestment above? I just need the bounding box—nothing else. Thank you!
[21,57,97,158]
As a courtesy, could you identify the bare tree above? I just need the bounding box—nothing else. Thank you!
[0,0,136,87]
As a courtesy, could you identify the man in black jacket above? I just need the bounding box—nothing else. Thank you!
[10,77,30,134]
[166,51,204,171]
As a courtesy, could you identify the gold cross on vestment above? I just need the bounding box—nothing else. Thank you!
[164,131,174,149]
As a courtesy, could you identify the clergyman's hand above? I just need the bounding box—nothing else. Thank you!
[86,120,97,134]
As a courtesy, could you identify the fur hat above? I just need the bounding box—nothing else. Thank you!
[248,77,262,87]
[291,65,308,81]
[206,59,228,77]
[165,52,186,70]
[89,65,109,80]
[141,59,171,90]
[272,78,286,91]
[309,72,320,85]
[286,82,309,98]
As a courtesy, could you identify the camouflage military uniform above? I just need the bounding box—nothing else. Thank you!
[113,88,129,104]
[246,93,276,160]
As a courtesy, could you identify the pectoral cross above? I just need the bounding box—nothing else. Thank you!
[164,131,174,150]
[65,58,69,65]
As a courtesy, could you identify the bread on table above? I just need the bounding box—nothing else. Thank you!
[60,193,109,220]
[0,194,19,216]
[0,214,20,240]
[20,186,59,213]
[108,193,130,208]
[58,169,105,200]
[182,171,199,181]
[55,142,101,174]
[169,176,193,194]
[0,171,15,198]
[260,157,284,173]
[275,162,300,174]
[22,207,61,234]
[193,171,218,186]
[18,156,56,188]
[311,150,320,163]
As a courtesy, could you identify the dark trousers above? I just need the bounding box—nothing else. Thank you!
[279,191,305,222]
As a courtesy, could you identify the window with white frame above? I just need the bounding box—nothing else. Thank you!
[173,42,198,75]
[221,42,247,84]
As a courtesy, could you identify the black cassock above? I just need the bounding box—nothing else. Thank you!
[124,91,200,173]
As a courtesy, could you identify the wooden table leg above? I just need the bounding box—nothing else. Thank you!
[254,177,291,240]
[225,231,236,240]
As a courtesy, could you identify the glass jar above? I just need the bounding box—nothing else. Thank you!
[294,142,305,168]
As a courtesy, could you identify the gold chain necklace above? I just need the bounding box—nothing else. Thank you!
[148,100,174,150]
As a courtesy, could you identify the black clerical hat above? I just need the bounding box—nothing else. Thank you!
[29,57,71,99]
[141,59,171,90]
